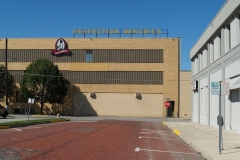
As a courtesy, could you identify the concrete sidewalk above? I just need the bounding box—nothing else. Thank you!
[165,121,240,160]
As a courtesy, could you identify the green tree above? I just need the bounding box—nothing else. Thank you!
[0,65,15,99]
[20,58,68,115]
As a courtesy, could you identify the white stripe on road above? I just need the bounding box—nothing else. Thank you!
[139,136,176,141]
[25,127,42,129]
[72,121,97,123]
[140,132,169,135]
[12,128,22,131]
[141,129,169,133]
[135,147,199,155]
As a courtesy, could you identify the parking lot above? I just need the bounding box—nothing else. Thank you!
[0,116,205,160]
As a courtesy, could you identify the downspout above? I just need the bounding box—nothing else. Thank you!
[178,37,181,118]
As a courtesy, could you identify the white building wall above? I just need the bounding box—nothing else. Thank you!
[209,41,214,63]
[192,91,199,123]
[203,48,208,68]
[225,60,240,79]
[224,87,231,130]
[210,70,222,128]
[224,25,230,53]
[230,15,240,48]
[200,77,209,125]
[190,0,240,58]
[213,35,220,61]
[191,0,240,131]
[230,89,240,131]
[195,56,199,75]
[191,61,195,76]
[199,52,203,71]
[225,61,240,131]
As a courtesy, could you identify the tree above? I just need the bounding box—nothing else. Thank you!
[0,65,15,99]
[20,58,68,115]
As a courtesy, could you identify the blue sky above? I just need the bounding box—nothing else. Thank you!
[0,0,226,70]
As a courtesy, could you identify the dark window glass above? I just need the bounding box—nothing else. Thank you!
[86,50,93,62]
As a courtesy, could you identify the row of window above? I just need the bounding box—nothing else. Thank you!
[0,49,163,63]
[10,70,164,85]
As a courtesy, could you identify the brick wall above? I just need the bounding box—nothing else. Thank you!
[0,38,180,117]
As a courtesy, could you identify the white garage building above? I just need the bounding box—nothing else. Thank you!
[191,0,240,131]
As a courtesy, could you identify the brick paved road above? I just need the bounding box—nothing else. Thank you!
[0,120,205,160]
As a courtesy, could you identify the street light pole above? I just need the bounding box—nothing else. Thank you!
[5,38,8,110]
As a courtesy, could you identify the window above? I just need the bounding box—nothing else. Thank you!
[86,50,93,62]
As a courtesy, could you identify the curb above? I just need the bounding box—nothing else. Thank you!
[173,129,180,136]
[0,126,9,129]
[163,122,180,136]
[0,118,70,130]
[31,115,49,117]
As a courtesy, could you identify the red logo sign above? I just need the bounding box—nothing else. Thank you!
[51,38,71,55]
[164,101,171,108]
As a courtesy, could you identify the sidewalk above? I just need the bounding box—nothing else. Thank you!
[165,121,240,160]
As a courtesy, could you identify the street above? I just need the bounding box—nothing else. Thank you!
[0,117,205,160]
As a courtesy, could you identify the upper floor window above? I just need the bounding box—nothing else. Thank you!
[86,50,93,62]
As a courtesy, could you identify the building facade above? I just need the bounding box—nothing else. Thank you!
[0,38,180,118]
[190,0,240,131]
[180,70,191,119]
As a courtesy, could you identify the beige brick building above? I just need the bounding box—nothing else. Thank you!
[180,71,191,119]
[0,38,182,118]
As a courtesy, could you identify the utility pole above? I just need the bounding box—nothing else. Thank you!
[5,38,8,110]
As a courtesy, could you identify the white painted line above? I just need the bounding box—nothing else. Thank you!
[141,129,169,133]
[72,121,97,123]
[12,128,22,131]
[25,127,42,129]
[139,136,176,141]
[135,147,199,155]
[140,132,153,134]
[44,123,61,125]
[140,132,168,135]
[135,147,140,152]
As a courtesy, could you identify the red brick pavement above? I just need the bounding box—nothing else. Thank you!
[0,120,205,160]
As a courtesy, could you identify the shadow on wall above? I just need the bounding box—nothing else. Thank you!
[7,84,97,116]
[72,87,98,116]
[50,84,97,116]
[7,85,39,114]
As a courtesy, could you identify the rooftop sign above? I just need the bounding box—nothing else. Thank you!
[72,28,168,38]
[51,38,71,56]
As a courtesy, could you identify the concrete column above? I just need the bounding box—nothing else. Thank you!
[230,14,239,48]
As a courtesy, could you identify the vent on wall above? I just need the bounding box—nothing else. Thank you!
[89,92,95,98]
[135,92,141,98]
